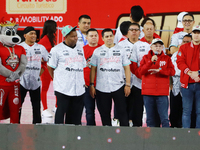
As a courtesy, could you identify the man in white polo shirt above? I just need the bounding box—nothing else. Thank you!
[90,28,131,126]
[47,25,86,125]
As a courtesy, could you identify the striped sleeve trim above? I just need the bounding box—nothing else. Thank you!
[47,63,56,69]
[130,59,137,63]
[184,68,190,74]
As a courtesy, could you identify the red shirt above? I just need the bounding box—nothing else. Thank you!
[83,44,101,86]
[140,33,161,44]
[38,35,53,69]
[0,43,26,86]
[38,35,52,52]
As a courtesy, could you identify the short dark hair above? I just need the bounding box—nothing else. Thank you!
[86,28,98,35]
[130,5,144,22]
[183,13,194,21]
[129,23,140,30]
[141,17,156,27]
[79,15,91,22]
[101,28,113,37]
[120,21,131,36]
[183,33,192,39]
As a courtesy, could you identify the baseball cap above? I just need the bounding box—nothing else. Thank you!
[150,38,164,46]
[23,26,35,34]
[62,25,77,37]
[177,12,188,28]
[192,25,200,32]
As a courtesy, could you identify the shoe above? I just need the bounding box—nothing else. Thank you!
[52,106,57,113]
[42,109,53,118]
[112,118,120,126]
[129,120,133,127]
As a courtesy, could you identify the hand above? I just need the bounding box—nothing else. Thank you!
[194,77,200,82]
[151,55,158,62]
[124,85,131,97]
[190,71,199,79]
[5,72,20,82]
[89,85,96,98]
[148,69,160,74]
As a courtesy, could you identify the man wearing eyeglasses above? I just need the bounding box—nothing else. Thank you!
[169,13,195,54]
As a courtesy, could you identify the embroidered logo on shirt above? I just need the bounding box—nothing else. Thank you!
[178,51,181,56]
[160,61,166,67]
[6,54,19,69]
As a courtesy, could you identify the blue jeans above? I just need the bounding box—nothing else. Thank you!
[83,87,96,125]
[143,95,169,127]
[181,83,200,128]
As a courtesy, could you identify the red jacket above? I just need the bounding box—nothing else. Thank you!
[177,42,200,88]
[139,50,175,96]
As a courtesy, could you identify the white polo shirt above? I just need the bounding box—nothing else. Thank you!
[20,42,49,90]
[90,44,131,93]
[47,42,86,96]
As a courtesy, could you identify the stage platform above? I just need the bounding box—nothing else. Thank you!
[0,124,200,150]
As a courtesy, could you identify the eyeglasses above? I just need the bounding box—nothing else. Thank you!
[129,28,140,31]
[182,20,194,23]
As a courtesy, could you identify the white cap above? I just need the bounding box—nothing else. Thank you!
[192,25,200,32]
[177,12,188,28]
[150,38,164,46]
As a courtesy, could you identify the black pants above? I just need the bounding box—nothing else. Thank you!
[19,85,41,124]
[55,91,84,125]
[96,86,129,126]
[114,85,144,126]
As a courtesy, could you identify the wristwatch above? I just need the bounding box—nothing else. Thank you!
[90,83,94,86]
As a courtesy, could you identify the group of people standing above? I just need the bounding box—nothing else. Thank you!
[1,5,200,129]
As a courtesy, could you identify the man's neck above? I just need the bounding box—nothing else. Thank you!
[193,40,200,45]
[105,43,115,48]
[25,41,34,46]
[144,36,153,43]
[80,30,86,35]
[183,28,192,34]
[88,43,98,47]
[128,38,138,44]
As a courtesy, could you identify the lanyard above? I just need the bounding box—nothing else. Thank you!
[79,30,87,46]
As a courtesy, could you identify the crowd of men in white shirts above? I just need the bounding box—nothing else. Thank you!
[2,5,200,129]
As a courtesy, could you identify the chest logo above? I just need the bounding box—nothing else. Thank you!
[6,54,19,69]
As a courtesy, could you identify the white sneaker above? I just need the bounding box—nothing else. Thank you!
[42,109,53,118]
[52,106,57,113]
[129,120,133,127]
[112,118,120,126]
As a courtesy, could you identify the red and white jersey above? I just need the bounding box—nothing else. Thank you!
[118,38,135,87]
[114,26,144,44]
[48,42,86,96]
[130,41,151,89]
[19,42,49,90]
[169,31,189,48]
[0,43,26,86]
[76,30,88,48]
[90,44,130,93]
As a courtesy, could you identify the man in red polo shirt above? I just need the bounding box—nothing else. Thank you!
[83,28,101,125]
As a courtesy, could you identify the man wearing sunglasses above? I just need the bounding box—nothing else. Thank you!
[169,13,195,54]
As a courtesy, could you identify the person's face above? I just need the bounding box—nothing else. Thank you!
[24,31,37,43]
[102,31,114,46]
[143,23,155,38]
[127,25,140,40]
[182,15,195,30]
[181,36,192,45]
[150,43,163,54]
[65,31,78,47]
[192,31,200,43]
[86,31,99,45]
[78,18,91,34]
